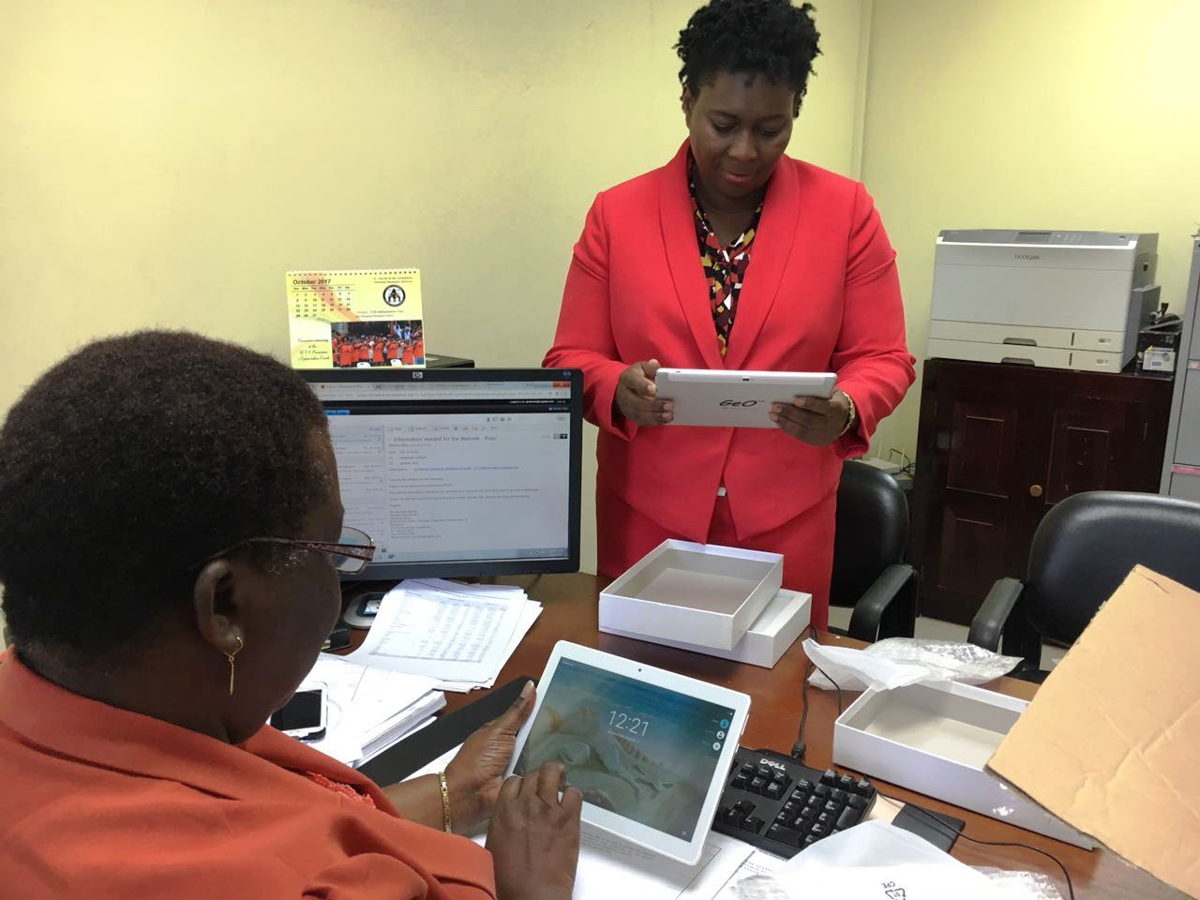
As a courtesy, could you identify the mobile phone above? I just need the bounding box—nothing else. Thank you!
[269,685,327,741]
[322,623,351,652]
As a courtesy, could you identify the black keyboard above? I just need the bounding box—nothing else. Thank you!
[713,747,877,857]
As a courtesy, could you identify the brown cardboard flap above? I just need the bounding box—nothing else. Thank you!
[987,566,1200,898]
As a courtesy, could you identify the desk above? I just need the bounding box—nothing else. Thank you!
[379,572,1185,900]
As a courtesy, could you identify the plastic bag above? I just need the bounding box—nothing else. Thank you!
[718,822,1063,899]
[806,637,1022,691]
[977,867,1065,900]
[720,821,1012,899]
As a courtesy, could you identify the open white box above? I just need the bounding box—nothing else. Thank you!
[599,539,783,651]
[600,587,810,668]
[833,680,1096,849]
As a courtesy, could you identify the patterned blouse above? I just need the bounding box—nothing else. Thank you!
[688,160,766,358]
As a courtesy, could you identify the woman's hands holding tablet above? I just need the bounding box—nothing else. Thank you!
[770,389,854,445]
[615,359,674,427]
[444,680,537,834]
[487,762,583,900]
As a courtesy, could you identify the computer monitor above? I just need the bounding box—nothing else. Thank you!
[302,368,583,581]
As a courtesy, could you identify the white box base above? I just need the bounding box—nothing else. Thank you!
[834,681,1096,849]
[600,588,811,668]
[599,540,783,651]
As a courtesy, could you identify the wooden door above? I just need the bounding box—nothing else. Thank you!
[913,361,1042,623]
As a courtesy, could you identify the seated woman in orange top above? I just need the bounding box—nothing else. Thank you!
[0,332,580,899]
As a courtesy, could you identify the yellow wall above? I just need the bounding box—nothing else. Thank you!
[0,0,870,585]
[861,0,1200,460]
[8,0,1199,615]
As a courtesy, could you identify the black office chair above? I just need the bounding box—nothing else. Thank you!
[829,460,918,642]
[969,491,1200,681]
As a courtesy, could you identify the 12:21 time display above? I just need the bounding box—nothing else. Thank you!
[608,710,650,736]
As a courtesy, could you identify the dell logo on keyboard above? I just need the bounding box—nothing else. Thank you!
[758,758,786,770]
[720,399,758,407]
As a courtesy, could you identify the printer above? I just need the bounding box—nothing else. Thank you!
[928,230,1160,372]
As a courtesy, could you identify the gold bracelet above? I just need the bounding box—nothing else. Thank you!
[838,391,858,437]
[437,771,453,833]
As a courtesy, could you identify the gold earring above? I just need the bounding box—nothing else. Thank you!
[224,635,245,696]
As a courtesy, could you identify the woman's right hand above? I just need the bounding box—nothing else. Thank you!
[485,762,582,900]
[615,359,674,426]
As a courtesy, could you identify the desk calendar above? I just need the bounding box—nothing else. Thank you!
[286,269,426,370]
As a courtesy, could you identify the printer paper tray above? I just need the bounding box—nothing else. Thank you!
[927,338,1125,372]
[929,320,1127,354]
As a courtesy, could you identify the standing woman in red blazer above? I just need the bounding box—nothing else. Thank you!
[543,0,915,630]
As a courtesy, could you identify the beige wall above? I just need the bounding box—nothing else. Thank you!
[0,0,871,585]
[7,0,1199,611]
[860,0,1200,460]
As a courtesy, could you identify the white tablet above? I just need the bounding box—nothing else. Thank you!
[654,368,836,428]
[508,641,750,865]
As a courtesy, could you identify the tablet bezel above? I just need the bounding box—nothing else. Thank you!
[506,641,751,865]
[654,368,837,428]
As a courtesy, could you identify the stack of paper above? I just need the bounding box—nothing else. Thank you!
[298,654,446,767]
[344,578,542,692]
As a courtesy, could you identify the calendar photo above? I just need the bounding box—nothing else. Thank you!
[331,321,425,368]
[286,269,425,369]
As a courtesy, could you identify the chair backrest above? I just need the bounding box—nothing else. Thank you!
[1025,491,1200,644]
[831,461,909,609]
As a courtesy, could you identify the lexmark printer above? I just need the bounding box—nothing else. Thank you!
[928,230,1159,372]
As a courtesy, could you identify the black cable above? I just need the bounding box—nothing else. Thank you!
[833,757,1077,900]
[891,801,1076,900]
[808,659,845,716]
[793,625,818,758]
[794,628,845,760]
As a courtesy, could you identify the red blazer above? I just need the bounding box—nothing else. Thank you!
[544,143,915,540]
[0,651,495,900]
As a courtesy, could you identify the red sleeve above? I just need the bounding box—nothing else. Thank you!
[829,183,916,458]
[542,191,637,441]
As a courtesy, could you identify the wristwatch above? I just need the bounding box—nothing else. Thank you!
[837,391,858,437]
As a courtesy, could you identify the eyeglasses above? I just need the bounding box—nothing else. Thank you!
[197,525,377,574]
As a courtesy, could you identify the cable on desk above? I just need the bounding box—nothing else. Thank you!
[835,756,1076,899]
[794,628,844,761]
[881,799,1075,900]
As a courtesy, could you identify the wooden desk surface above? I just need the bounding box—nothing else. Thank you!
[384,572,1187,900]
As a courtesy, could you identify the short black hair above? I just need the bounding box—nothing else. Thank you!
[676,0,821,114]
[0,331,330,660]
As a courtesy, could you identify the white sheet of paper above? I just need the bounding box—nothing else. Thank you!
[436,600,542,692]
[346,581,535,686]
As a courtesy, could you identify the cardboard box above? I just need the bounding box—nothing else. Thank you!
[833,680,1095,848]
[599,540,783,651]
[988,566,1200,898]
[600,587,811,668]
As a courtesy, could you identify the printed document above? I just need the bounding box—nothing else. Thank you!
[345,579,541,690]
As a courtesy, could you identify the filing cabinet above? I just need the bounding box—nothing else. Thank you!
[1161,238,1200,499]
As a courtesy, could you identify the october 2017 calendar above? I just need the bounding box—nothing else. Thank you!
[286,269,426,370]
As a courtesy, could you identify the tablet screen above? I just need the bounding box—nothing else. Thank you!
[513,657,736,841]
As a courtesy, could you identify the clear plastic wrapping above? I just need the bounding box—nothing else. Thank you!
[977,867,1066,899]
[860,637,1024,684]
[807,637,1023,691]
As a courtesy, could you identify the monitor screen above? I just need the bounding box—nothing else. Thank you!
[302,368,582,581]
